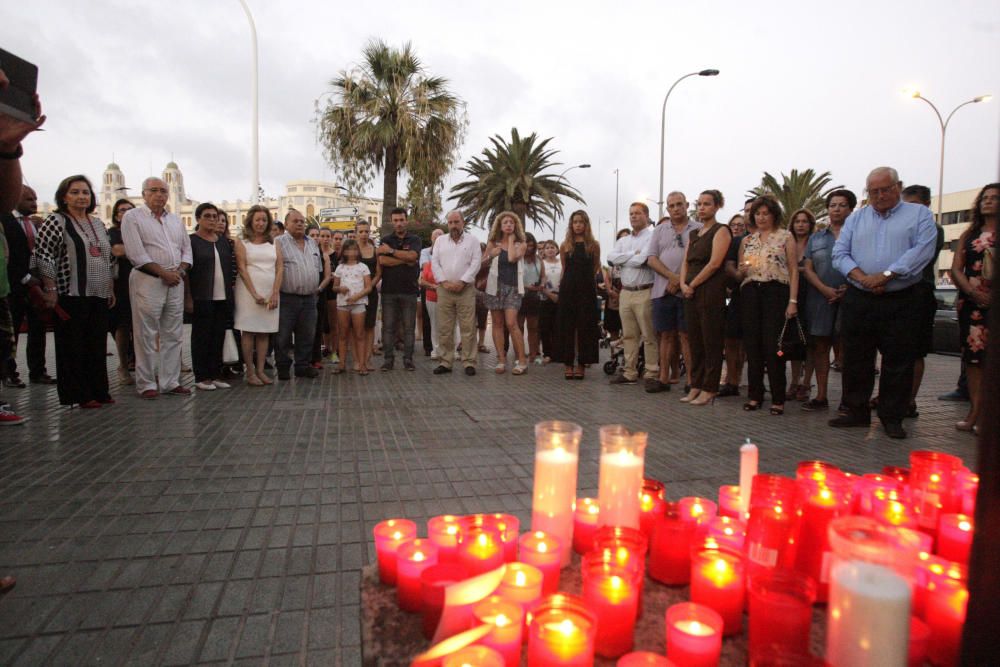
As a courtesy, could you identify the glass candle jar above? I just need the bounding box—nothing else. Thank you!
[909,450,963,533]
[532,421,582,568]
[598,425,647,531]
[527,593,597,667]
[745,475,802,576]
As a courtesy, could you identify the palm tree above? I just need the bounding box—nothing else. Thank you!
[747,169,841,219]
[449,128,585,236]
[315,39,468,233]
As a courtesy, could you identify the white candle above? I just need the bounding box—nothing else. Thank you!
[826,560,910,667]
[531,421,582,567]
[597,426,647,530]
[739,439,758,518]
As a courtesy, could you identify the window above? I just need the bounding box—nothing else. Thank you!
[288,187,297,193]
[304,186,317,192]
[307,204,315,217]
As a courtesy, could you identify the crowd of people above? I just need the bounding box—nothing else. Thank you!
[0,77,995,443]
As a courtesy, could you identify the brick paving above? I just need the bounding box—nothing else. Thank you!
[0,331,977,665]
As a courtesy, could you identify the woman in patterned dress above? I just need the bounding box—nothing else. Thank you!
[952,182,998,434]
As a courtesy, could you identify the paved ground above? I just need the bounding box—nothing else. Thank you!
[0,331,978,666]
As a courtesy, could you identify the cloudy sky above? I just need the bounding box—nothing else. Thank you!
[6,0,999,248]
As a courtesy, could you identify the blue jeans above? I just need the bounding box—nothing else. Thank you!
[277,292,318,372]
[381,293,418,362]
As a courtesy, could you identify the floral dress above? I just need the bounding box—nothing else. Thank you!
[958,229,994,365]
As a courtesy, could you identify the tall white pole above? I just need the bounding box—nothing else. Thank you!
[614,168,620,235]
[238,0,260,204]
[659,69,719,220]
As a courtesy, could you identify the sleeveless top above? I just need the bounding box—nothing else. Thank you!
[742,229,792,285]
[685,222,730,279]
[523,256,542,286]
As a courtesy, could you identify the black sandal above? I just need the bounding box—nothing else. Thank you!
[743,401,760,411]
[770,404,784,416]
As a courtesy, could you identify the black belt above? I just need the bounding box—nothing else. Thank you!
[622,283,653,292]
[848,284,916,298]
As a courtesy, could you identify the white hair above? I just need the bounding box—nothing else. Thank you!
[867,166,900,184]
[445,209,465,221]
[141,176,166,191]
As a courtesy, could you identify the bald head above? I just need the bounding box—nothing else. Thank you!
[17,185,37,216]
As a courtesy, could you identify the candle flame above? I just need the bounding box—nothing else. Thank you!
[537,541,548,553]
[959,520,972,532]
[610,576,623,590]
[675,619,714,637]
[515,571,527,587]
[413,552,426,562]
[714,559,728,573]
[616,547,629,564]
[692,503,704,516]
[774,506,783,515]
[446,525,458,536]
[723,527,734,536]
[495,613,511,627]
[392,531,402,540]
[930,473,941,483]
[477,534,489,547]
[557,619,578,636]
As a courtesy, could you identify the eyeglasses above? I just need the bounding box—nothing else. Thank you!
[145,188,168,194]
[675,233,684,248]
[867,185,898,197]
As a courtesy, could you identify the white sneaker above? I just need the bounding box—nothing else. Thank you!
[212,380,231,389]
[195,381,217,391]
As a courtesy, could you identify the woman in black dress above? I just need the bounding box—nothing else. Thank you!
[108,198,135,384]
[556,210,602,380]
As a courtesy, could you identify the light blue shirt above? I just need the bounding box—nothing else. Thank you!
[832,201,937,292]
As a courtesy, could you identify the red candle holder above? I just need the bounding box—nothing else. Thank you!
[420,563,469,639]
[617,651,675,666]
[527,593,597,667]
[373,518,417,585]
[592,526,648,618]
[665,602,723,667]
[428,515,463,565]
[442,644,505,667]
[699,516,746,553]
[690,548,745,636]
[518,531,562,595]
[496,562,543,636]
[881,465,910,484]
[397,538,439,612]
[457,517,505,576]
[639,479,666,537]
[573,498,601,555]
[677,497,718,526]
[717,485,742,519]
[793,470,853,602]
[582,551,641,658]
[936,514,973,564]
[853,473,903,517]
[491,513,521,562]
[956,469,978,516]
[473,595,525,667]
[649,502,694,585]
[913,552,966,619]
[924,576,967,667]
[747,569,816,662]
[795,460,841,484]
[909,450,963,533]
[745,475,801,576]
[909,616,930,667]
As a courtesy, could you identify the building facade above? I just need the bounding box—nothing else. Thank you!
[930,188,978,282]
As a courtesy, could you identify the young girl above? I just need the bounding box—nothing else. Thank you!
[333,239,373,375]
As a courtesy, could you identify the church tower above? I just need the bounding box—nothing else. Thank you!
[100,162,128,221]
[162,161,186,214]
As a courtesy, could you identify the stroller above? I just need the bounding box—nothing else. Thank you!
[603,336,644,376]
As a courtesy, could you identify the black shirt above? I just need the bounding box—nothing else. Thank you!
[379,233,422,295]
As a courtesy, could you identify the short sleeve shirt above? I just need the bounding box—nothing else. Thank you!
[380,233,422,295]
[334,262,370,306]
[804,228,845,288]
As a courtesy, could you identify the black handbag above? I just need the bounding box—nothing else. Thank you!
[777,316,807,361]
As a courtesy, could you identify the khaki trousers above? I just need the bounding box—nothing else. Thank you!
[437,284,477,368]
[619,287,659,380]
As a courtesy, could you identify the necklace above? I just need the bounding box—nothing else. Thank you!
[71,213,103,257]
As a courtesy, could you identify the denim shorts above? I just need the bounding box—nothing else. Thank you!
[485,283,522,311]
[652,294,686,333]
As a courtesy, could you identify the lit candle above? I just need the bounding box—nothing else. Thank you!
[616,652,675,666]
[598,425,647,530]
[827,516,926,583]
[793,472,852,602]
[496,562,543,637]
[881,465,910,484]
[420,563,470,640]
[372,518,417,585]
[924,577,967,667]
[518,531,562,595]
[854,473,902,516]
[913,553,965,619]
[717,485,742,518]
[532,421,582,567]
[441,644,505,667]
[639,479,666,537]
[957,470,978,516]
[592,526,649,617]
[428,515,463,565]
[937,514,973,564]
[573,498,601,555]
[582,553,640,658]
[871,492,917,529]
[527,594,596,667]
[492,513,521,562]
[739,438,758,518]
[473,595,524,667]
[747,569,816,662]
[826,560,911,667]
[649,502,694,585]
[665,602,723,667]
[701,516,746,553]
[397,539,439,612]
[745,475,801,576]
[689,549,745,636]
[909,450,962,534]
[678,497,718,526]
[412,624,493,667]
[457,524,505,577]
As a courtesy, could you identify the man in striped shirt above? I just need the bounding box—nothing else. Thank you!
[275,209,325,380]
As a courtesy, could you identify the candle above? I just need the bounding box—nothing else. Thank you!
[372,518,417,585]
[532,421,582,567]
[518,531,562,595]
[420,563,470,640]
[700,516,746,553]
[826,560,911,667]
[717,485,742,518]
[739,438,758,518]
[496,562,543,636]
[745,475,801,576]
[397,539,439,612]
[639,479,666,537]
[937,514,973,564]
[582,556,640,658]
[854,473,902,516]
[492,513,521,562]
[573,498,601,555]
[909,616,930,667]
[665,602,723,667]
[457,522,504,576]
[592,526,648,620]
[412,625,493,667]
[924,577,967,667]
[871,492,917,529]
[689,549,745,636]
[881,465,910,484]
[827,516,925,583]
[527,594,596,667]
[909,450,962,533]
[678,497,718,526]
[649,502,694,585]
[956,470,978,516]
[441,645,505,667]
[793,471,852,602]
[598,425,647,530]
[473,595,524,667]
[616,652,675,666]
[747,569,816,661]
[428,515,463,565]
[913,553,965,619]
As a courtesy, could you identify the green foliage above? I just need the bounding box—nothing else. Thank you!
[449,128,586,236]
[400,174,444,226]
[748,169,841,221]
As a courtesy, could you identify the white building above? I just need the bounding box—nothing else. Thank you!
[931,188,979,279]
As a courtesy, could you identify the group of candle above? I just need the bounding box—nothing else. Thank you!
[370,421,978,666]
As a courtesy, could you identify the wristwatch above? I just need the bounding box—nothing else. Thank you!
[0,144,24,160]
[882,270,893,279]
[389,247,396,256]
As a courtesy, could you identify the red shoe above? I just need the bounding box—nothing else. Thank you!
[97,397,116,405]
[312,362,323,369]
[0,409,26,426]
[140,389,159,400]
[79,400,102,409]
[164,386,192,396]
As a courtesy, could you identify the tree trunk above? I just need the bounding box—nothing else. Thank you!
[381,145,399,237]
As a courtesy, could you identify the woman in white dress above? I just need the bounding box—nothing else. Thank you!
[234,205,283,386]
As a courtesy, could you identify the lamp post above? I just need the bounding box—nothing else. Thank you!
[906,89,992,223]
[658,69,720,220]
[613,168,620,235]
[553,163,590,239]
[237,0,260,204]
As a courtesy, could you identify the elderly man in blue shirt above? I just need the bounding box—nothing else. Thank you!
[829,166,938,439]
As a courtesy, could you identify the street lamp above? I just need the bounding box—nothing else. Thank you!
[905,89,992,223]
[658,69,720,220]
[613,168,620,235]
[237,0,260,204]
[552,163,590,238]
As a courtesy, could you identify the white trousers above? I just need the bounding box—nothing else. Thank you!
[130,271,185,393]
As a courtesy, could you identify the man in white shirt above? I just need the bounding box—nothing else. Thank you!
[431,210,482,375]
[607,202,660,390]
[122,177,193,399]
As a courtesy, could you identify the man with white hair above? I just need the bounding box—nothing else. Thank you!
[431,211,482,375]
[122,177,193,399]
[829,167,937,439]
